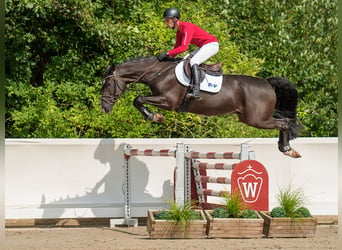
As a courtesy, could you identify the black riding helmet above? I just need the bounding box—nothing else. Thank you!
[163,7,180,19]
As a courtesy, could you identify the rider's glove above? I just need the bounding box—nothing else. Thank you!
[157,52,168,61]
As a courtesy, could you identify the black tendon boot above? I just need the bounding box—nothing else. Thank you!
[186,64,201,99]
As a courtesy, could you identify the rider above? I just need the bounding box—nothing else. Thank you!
[158,7,219,99]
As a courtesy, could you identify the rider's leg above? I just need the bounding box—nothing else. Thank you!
[188,42,219,99]
[186,64,201,98]
[190,42,219,66]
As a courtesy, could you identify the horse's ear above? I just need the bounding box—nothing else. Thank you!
[105,65,115,76]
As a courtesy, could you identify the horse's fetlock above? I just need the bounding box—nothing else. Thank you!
[278,142,291,152]
[141,107,154,120]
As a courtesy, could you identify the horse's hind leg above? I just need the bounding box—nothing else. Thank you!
[270,118,301,158]
[278,130,301,158]
[239,114,301,158]
[268,116,301,158]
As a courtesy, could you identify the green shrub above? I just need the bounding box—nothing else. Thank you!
[212,207,229,218]
[270,207,286,218]
[155,210,170,220]
[240,209,259,219]
[295,207,312,218]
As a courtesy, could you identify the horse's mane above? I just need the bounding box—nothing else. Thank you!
[119,56,157,65]
[119,56,182,66]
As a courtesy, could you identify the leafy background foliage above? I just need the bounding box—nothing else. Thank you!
[5,0,337,138]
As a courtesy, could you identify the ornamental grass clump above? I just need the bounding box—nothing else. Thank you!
[261,185,317,238]
[212,191,259,219]
[154,201,203,237]
[271,185,312,218]
[155,201,201,224]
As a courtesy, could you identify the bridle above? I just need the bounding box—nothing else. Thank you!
[101,72,124,106]
[101,59,160,105]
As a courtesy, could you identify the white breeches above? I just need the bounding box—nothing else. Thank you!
[190,42,219,66]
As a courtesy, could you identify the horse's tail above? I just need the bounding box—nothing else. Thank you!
[267,77,299,139]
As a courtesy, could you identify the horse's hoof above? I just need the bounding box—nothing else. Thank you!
[283,149,302,158]
[153,113,165,123]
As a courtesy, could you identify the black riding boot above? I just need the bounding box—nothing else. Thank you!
[186,64,201,99]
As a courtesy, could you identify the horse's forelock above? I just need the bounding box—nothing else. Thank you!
[105,65,115,77]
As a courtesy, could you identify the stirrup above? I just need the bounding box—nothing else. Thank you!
[186,91,201,99]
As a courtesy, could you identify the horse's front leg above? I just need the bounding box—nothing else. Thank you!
[133,96,170,123]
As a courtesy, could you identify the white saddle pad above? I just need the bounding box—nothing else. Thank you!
[175,61,223,93]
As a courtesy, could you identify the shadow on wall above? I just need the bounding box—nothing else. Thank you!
[39,139,173,219]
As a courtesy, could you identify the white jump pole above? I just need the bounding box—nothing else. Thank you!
[110,144,138,227]
[175,143,185,206]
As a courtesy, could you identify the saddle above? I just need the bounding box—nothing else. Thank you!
[183,60,223,82]
[175,59,223,112]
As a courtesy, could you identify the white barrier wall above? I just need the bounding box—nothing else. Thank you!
[5,138,337,219]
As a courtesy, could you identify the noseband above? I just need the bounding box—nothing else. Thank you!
[101,72,125,106]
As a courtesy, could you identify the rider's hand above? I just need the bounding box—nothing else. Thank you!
[157,52,168,61]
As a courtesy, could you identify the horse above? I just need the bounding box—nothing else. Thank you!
[101,56,301,158]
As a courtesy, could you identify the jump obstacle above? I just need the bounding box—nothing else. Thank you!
[111,143,268,227]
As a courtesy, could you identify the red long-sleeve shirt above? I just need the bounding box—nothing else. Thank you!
[167,21,218,57]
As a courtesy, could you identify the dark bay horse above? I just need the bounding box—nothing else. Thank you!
[101,56,301,158]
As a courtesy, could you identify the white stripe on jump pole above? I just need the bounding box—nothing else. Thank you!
[192,162,236,170]
[195,176,231,184]
[185,151,240,159]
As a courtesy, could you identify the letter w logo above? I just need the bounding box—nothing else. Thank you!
[237,175,263,203]
[242,182,258,199]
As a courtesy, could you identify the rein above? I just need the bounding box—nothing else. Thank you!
[130,59,160,85]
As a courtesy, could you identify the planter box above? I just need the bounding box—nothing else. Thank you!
[260,211,317,238]
[146,210,207,239]
[204,210,264,238]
